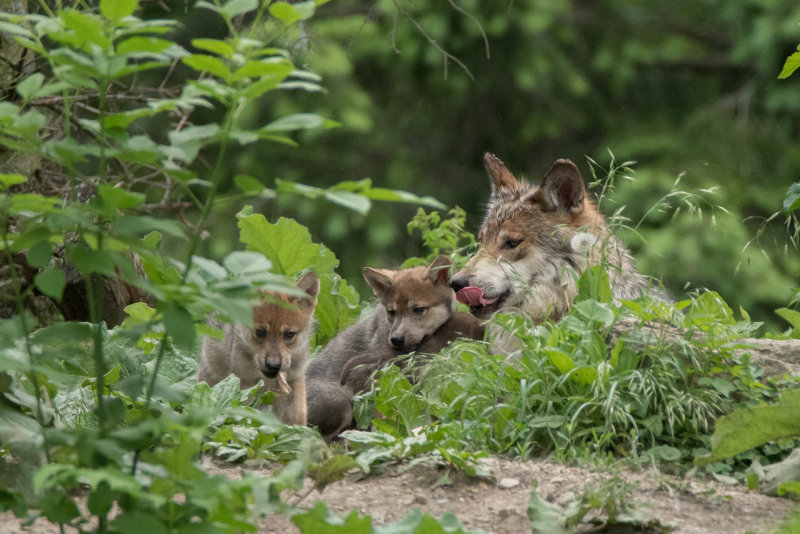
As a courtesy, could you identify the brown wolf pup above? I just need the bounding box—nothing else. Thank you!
[451,153,667,327]
[305,256,484,442]
[197,271,319,426]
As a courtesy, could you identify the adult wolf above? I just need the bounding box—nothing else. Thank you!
[451,153,666,325]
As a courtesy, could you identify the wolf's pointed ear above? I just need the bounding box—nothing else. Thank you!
[295,271,320,301]
[484,152,519,192]
[533,159,585,214]
[425,255,452,284]
[363,267,394,296]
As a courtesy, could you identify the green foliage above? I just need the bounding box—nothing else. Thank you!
[527,478,670,534]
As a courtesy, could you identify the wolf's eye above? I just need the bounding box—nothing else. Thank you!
[503,238,522,250]
[254,327,267,339]
[283,331,296,341]
[412,307,427,315]
[387,309,396,319]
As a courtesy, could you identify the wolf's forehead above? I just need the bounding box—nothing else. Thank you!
[252,303,310,327]
[481,187,537,235]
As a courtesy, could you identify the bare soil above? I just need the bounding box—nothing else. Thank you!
[4,456,796,533]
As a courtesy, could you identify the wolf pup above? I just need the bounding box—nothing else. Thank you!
[451,153,667,326]
[306,256,483,442]
[197,271,319,426]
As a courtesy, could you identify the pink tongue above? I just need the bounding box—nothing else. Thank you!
[455,286,498,307]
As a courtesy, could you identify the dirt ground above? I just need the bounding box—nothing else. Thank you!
[4,456,796,533]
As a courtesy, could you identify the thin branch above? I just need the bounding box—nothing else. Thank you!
[446,0,490,59]
[392,0,475,80]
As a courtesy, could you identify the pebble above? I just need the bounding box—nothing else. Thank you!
[498,477,520,489]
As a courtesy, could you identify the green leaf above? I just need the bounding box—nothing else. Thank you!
[117,36,175,55]
[94,185,145,217]
[700,390,800,464]
[776,308,800,338]
[182,54,232,81]
[34,268,66,300]
[234,174,268,193]
[112,510,169,534]
[221,0,258,19]
[576,264,613,303]
[223,251,272,275]
[778,52,800,79]
[27,241,53,268]
[527,487,571,534]
[270,2,302,24]
[309,455,360,492]
[262,113,331,132]
[784,183,800,215]
[291,501,372,533]
[162,302,196,349]
[15,73,44,103]
[572,300,615,327]
[191,38,234,58]
[0,174,26,189]
[87,481,114,517]
[101,0,138,21]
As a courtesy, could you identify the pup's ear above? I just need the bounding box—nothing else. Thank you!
[532,159,585,214]
[363,267,394,296]
[484,152,519,192]
[425,255,452,284]
[295,271,320,303]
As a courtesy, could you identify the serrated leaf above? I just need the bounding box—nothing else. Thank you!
[34,268,66,300]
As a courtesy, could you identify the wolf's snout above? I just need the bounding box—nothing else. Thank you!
[263,361,282,378]
[390,334,405,349]
[449,275,470,293]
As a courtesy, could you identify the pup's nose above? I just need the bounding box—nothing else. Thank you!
[450,275,470,292]
[390,335,405,349]
[263,361,282,378]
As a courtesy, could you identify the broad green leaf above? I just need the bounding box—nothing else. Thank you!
[9,194,59,214]
[572,300,615,327]
[576,264,613,303]
[223,251,272,275]
[778,52,800,79]
[161,302,195,349]
[27,242,53,268]
[0,174,26,189]
[67,246,116,276]
[59,9,109,51]
[527,488,571,534]
[221,0,258,19]
[15,73,44,102]
[701,390,800,463]
[270,2,302,24]
[101,0,137,21]
[323,190,371,215]
[262,113,331,132]
[112,511,169,534]
[776,307,800,338]
[191,38,234,58]
[234,175,268,193]
[182,54,232,81]
[117,36,174,55]
[784,182,800,215]
[34,268,66,300]
[291,501,371,533]
[93,185,145,218]
[544,348,575,375]
[0,102,19,119]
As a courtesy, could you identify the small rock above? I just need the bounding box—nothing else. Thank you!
[414,495,427,505]
[498,477,520,489]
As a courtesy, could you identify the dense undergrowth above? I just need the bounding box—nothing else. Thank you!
[0,1,799,533]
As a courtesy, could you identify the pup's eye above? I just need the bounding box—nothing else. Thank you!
[387,310,396,319]
[283,331,296,341]
[503,239,522,250]
[254,327,267,339]
[412,307,427,315]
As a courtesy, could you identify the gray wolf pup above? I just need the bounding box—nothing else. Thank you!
[451,153,667,325]
[197,271,320,426]
[306,255,484,442]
